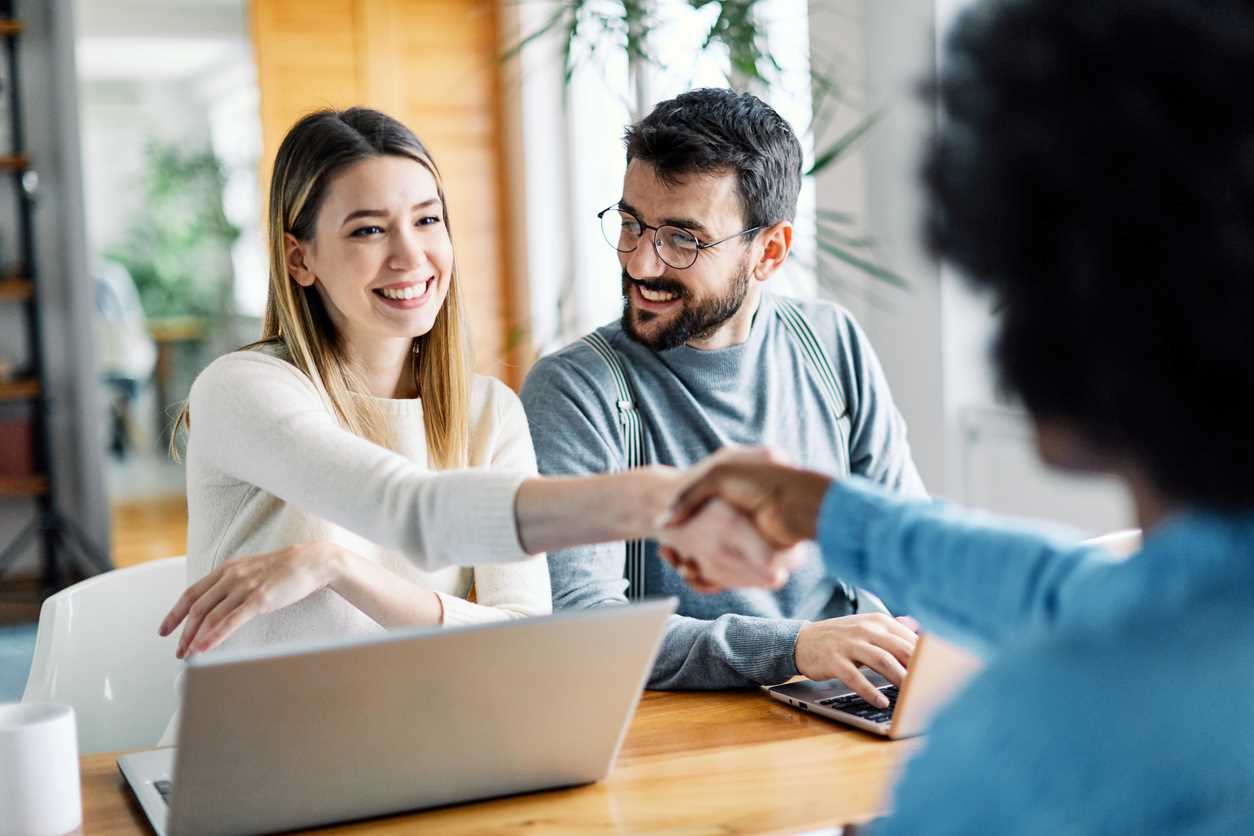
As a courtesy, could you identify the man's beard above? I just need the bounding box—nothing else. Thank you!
[620,262,751,351]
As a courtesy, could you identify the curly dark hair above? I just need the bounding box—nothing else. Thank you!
[923,0,1254,508]
[625,88,803,232]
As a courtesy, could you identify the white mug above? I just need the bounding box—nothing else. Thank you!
[0,702,82,836]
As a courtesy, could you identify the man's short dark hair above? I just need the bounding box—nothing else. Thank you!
[924,0,1254,508]
[625,88,802,231]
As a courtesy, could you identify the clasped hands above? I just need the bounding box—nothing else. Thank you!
[655,447,833,594]
[659,448,918,706]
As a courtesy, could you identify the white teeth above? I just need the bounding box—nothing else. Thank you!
[639,286,678,303]
[380,281,429,301]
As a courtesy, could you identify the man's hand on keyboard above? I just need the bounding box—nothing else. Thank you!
[795,614,919,708]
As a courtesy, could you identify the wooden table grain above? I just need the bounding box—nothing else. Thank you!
[80,689,918,835]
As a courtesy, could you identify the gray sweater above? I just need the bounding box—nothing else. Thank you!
[520,292,926,688]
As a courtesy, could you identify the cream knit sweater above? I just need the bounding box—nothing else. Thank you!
[159,349,551,745]
[181,348,551,644]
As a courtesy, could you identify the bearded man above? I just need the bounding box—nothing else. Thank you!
[521,88,925,695]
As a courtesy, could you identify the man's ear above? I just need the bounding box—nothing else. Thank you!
[285,233,317,288]
[753,221,792,282]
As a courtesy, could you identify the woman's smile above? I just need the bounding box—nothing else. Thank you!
[373,278,435,309]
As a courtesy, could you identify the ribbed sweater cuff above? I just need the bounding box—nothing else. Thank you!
[442,471,530,565]
[435,591,492,628]
[757,618,807,684]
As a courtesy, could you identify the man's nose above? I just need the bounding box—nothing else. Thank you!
[625,229,666,278]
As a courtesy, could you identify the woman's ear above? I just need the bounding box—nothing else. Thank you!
[285,233,316,288]
[753,221,793,282]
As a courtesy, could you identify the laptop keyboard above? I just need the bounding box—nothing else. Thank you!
[154,779,173,805]
[818,685,899,725]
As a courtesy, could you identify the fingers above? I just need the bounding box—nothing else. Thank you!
[191,590,262,655]
[896,615,921,633]
[835,661,890,709]
[723,510,773,568]
[856,647,907,689]
[660,501,776,589]
[765,545,808,583]
[884,617,920,649]
[160,567,223,636]
[661,547,717,592]
[858,613,918,668]
[691,504,779,588]
[176,576,235,659]
[874,633,917,669]
[662,497,809,592]
[667,469,725,528]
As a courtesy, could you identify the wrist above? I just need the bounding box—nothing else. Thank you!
[782,472,833,541]
[791,620,813,678]
[618,466,677,541]
[324,545,353,594]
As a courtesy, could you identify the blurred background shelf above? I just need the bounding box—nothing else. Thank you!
[0,476,48,497]
[0,278,32,300]
[0,378,38,400]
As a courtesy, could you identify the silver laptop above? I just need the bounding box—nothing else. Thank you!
[118,598,676,836]
[767,632,984,739]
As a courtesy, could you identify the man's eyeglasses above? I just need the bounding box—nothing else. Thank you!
[597,204,763,270]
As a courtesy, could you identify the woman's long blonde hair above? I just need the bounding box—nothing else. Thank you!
[173,107,470,468]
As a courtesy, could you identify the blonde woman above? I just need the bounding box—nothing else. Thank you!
[156,108,777,685]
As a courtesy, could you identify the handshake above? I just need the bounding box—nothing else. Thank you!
[653,448,836,594]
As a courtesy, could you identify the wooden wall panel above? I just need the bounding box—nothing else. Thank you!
[250,0,522,385]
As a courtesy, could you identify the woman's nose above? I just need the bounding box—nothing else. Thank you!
[388,226,426,272]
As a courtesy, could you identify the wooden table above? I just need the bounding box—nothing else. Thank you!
[81,690,918,834]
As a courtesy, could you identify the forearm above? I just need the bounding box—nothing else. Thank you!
[648,613,804,689]
[440,557,552,627]
[818,477,1106,648]
[196,355,527,570]
[328,549,444,629]
[515,467,677,555]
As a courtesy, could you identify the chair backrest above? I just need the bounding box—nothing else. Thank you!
[22,556,186,754]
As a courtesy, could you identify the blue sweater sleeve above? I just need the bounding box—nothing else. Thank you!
[816,477,1110,650]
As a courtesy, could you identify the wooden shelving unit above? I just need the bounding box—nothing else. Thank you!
[0,377,38,400]
[0,8,109,589]
[0,476,47,497]
[0,277,31,300]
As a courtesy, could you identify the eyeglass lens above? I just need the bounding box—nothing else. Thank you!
[600,209,700,269]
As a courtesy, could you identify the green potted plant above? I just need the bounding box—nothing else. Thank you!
[506,0,906,292]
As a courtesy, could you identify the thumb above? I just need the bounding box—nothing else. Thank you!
[665,474,722,528]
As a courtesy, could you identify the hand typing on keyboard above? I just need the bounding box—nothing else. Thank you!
[795,615,917,708]
[821,685,900,725]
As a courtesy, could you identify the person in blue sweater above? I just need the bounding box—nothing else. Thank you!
[666,0,1254,832]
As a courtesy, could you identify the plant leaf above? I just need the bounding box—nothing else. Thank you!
[806,109,881,176]
[498,4,571,64]
[815,237,909,289]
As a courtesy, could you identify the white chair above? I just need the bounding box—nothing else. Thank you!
[22,556,187,754]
